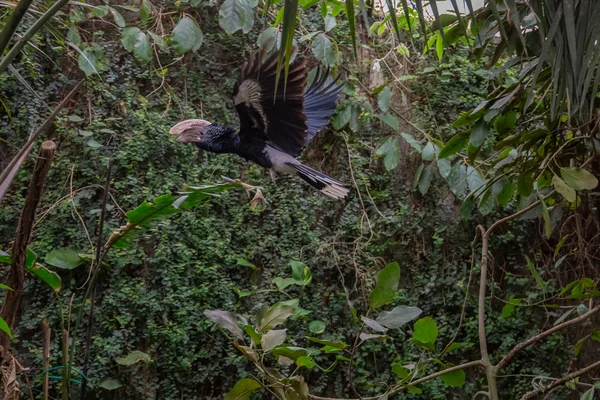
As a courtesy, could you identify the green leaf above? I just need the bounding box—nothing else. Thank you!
[86,139,103,148]
[378,114,400,131]
[171,17,203,54]
[132,31,152,64]
[438,133,469,159]
[237,258,258,270]
[204,309,244,339]
[575,336,588,356]
[141,0,151,24]
[397,133,421,154]
[308,320,326,334]
[440,366,466,387]
[560,168,598,191]
[91,5,109,17]
[224,378,261,400]
[525,256,544,290]
[45,248,83,270]
[539,196,552,239]
[406,385,422,394]
[244,325,262,345]
[259,303,295,332]
[219,0,254,35]
[421,142,435,161]
[392,363,410,379]
[0,316,12,338]
[369,262,400,309]
[273,277,296,291]
[27,263,61,292]
[552,175,576,202]
[418,164,433,195]
[324,13,336,32]
[0,250,11,264]
[290,260,312,286]
[447,162,467,197]
[296,355,315,368]
[443,342,464,354]
[435,33,443,61]
[99,378,122,390]
[376,137,401,171]
[361,316,388,333]
[312,33,336,67]
[306,337,347,349]
[470,119,490,147]
[109,7,126,27]
[376,305,422,329]
[501,297,522,318]
[0,284,13,291]
[261,329,287,351]
[378,86,391,113]
[413,317,438,350]
[580,386,595,400]
[116,350,152,366]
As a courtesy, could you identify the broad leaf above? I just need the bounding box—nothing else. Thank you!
[261,329,287,351]
[290,260,312,286]
[296,355,315,368]
[421,142,435,161]
[171,17,203,54]
[28,263,61,292]
[45,248,83,270]
[438,133,469,159]
[312,33,336,67]
[376,137,401,171]
[259,303,295,332]
[418,164,434,195]
[116,350,151,366]
[204,310,244,339]
[308,320,326,334]
[369,262,400,308]
[376,305,422,329]
[560,168,598,191]
[413,317,437,350]
[224,378,261,400]
[400,132,422,153]
[0,316,12,338]
[361,316,388,333]
[378,86,391,113]
[378,114,400,131]
[440,365,466,387]
[552,175,576,202]
[470,119,490,147]
[359,333,389,341]
[501,297,522,318]
[273,277,296,291]
[219,0,254,35]
[99,378,122,390]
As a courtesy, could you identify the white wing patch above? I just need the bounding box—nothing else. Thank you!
[234,79,266,129]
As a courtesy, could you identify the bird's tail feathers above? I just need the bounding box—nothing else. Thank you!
[287,163,349,199]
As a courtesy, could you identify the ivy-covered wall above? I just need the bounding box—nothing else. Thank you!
[0,6,577,400]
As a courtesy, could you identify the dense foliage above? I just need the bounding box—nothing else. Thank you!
[0,0,599,399]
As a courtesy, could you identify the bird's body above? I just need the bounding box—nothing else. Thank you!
[170,47,348,199]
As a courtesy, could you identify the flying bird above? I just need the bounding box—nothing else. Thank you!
[169,48,348,199]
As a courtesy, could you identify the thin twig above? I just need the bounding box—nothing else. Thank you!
[497,305,600,371]
[520,359,600,400]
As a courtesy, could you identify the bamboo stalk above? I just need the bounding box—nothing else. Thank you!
[0,0,35,56]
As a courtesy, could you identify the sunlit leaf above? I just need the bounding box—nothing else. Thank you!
[259,303,295,332]
[45,248,84,270]
[560,168,598,191]
[412,317,437,351]
[440,365,466,387]
[290,260,312,286]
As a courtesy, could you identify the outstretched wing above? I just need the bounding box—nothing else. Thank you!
[233,49,309,158]
[303,67,343,146]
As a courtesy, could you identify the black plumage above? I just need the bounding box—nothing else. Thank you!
[170,48,348,199]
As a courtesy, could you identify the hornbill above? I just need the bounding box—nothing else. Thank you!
[169,48,348,199]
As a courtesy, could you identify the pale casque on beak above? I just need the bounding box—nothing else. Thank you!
[169,119,212,143]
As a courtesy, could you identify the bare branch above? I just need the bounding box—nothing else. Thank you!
[497,305,600,371]
[520,359,600,400]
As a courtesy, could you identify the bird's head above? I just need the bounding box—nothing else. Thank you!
[169,119,212,144]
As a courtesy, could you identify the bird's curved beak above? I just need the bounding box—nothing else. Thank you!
[169,119,211,143]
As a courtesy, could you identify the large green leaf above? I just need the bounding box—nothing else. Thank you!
[99,378,122,390]
[560,167,598,191]
[378,114,400,131]
[312,33,336,67]
[412,317,437,351]
[440,365,466,387]
[552,175,576,202]
[0,316,12,338]
[28,262,61,292]
[224,378,261,400]
[470,119,490,147]
[369,262,400,309]
[45,248,83,270]
[219,0,254,34]
[438,133,469,159]
[290,261,312,286]
[171,17,203,54]
[378,86,391,113]
[376,136,401,171]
